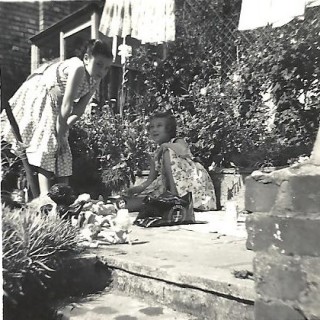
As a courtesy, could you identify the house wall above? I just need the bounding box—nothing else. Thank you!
[0,2,38,104]
[0,1,95,105]
[39,1,91,31]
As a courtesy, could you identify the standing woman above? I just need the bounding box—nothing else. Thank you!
[1,39,113,197]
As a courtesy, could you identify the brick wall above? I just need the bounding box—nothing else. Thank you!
[246,167,320,319]
[40,1,93,31]
[0,2,39,104]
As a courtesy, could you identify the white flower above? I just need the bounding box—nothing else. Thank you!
[208,161,216,171]
[200,87,207,96]
[118,44,132,64]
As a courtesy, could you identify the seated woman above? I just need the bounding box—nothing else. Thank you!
[124,111,217,212]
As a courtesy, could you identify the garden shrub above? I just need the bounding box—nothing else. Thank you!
[127,47,271,168]
[2,205,80,319]
[69,106,153,196]
[1,140,26,192]
[124,0,320,168]
[237,6,320,164]
[177,77,271,168]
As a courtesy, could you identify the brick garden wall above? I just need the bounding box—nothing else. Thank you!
[246,169,320,319]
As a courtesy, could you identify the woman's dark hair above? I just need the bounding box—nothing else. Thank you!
[150,111,177,139]
[81,39,113,59]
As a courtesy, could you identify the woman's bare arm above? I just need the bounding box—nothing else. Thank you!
[67,82,99,127]
[56,64,85,140]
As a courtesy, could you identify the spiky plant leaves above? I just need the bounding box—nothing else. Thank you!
[2,205,81,302]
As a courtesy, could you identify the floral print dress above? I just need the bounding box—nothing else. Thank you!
[143,138,217,211]
[1,57,96,177]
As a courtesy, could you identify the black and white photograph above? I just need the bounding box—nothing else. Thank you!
[1,0,320,319]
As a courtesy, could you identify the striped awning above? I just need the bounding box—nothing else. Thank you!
[99,0,175,44]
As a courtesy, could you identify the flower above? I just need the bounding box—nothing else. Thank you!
[208,161,216,171]
[200,87,207,96]
[118,44,132,64]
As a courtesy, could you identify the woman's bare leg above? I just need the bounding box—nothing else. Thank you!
[37,167,53,196]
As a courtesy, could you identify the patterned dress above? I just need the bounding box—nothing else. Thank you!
[1,57,96,177]
[142,138,217,211]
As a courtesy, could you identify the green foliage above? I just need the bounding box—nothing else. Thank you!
[177,77,272,167]
[2,206,80,304]
[238,7,320,158]
[70,1,320,175]
[69,108,153,195]
[125,1,320,168]
[1,140,25,192]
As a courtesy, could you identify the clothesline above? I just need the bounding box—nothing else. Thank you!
[238,0,320,31]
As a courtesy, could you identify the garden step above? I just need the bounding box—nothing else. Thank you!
[54,212,255,319]
[89,217,255,320]
[57,290,197,320]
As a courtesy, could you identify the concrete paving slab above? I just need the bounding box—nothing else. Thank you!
[56,211,255,320]
[91,211,255,301]
[57,291,197,320]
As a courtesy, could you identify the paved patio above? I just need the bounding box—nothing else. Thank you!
[96,211,254,297]
[58,211,255,319]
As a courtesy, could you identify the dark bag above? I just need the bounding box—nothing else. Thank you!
[134,191,195,227]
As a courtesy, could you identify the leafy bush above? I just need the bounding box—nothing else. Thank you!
[69,1,320,179]
[69,107,153,196]
[237,7,320,163]
[177,77,271,168]
[2,205,80,309]
[124,1,320,168]
[1,140,26,192]
[127,48,272,168]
